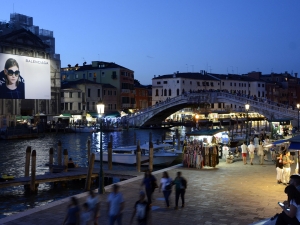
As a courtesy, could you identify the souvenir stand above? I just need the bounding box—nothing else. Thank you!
[183,128,227,169]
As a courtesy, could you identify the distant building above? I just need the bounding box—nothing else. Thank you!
[61,79,117,122]
[61,61,135,112]
[134,84,150,110]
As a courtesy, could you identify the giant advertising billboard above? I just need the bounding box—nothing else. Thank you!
[0,53,51,99]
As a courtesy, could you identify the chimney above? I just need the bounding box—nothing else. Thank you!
[177,71,179,74]
[295,73,298,78]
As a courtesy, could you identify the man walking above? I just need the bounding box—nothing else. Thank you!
[173,171,187,210]
[130,191,152,225]
[248,141,255,165]
[241,141,248,165]
[107,184,125,225]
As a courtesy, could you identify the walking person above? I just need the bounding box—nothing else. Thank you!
[248,141,255,165]
[130,191,152,225]
[86,190,100,225]
[140,170,157,205]
[276,152,284,184]
[107,184,125,225]
[63,197,80,225]
[173,171,187,210]
[282,151,293,185]
[159,171,173,208]
[254,135,259,152]
[241,141,248,165]
[257,141,264,165]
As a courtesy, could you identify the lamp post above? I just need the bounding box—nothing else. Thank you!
[297,104,300,132]
[245,103,250,145]
[96,101,105,194]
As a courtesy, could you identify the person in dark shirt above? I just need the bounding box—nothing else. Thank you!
[0,58,25,99]
[63,196,80,225]
[276,152,284,184]
[130,191,151,225]
[140,170,157,205]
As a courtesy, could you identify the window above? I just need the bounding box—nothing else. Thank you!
[115,104,117,109]
[211,103,214,108]
[65,103,68,110]
[177,89,179,96]
[248,83,251,87]
[258,83,261,87]
[169,89,171,96]
[83,73,86,79]
[197,82,200,86]
[78,92,81,98]
[60,103,64,110]
[70,103,73,110]
[262,91,265,97]
[258,91,260,97]
[163,81,168,84]
[262,84,265,87]
[78,103,81,110]
[155,89,159,96]
[190,81,192,85]
[164,89,167,96]
[103,90,106,95]
[98,89,101,97]
[157,81,161,84]
[88,89,91,97]
[234,83,236,87]
[222,82,224,86]
[114,91,116,95]
[218,103,222,108]
[69,92,72,98]
[177,80,179,83]
[210,82,213,86]
[183,80,185,84]
[202,82,206,86]
[92,102,95,110]
[230,82,232,86]
[61,92,64,97]
[161,89,163,96]
[83,104,85,110]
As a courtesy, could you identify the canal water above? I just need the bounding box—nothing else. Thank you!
[0,126,190,218]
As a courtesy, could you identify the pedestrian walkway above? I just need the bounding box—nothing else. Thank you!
[0,154,295,225]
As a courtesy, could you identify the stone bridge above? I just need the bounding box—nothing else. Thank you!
[125,92,299,127]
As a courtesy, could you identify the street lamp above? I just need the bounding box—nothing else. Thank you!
[245,103,250,145]
[96,101,105,194]
[297,104,300,132]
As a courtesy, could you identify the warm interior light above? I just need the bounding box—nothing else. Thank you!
[297,104,300,109]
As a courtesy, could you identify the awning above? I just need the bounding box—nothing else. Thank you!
[289,143,300,150]
[186,128,227,136]
[87,112,99,118]
[104,111,121,118]
[272,139,289,145]
[16,116,33,120]
[60,114,72,117]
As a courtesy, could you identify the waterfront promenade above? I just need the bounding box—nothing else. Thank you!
[0,156,292,225]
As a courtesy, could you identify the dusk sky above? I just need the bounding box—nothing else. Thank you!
[2,0,300,85]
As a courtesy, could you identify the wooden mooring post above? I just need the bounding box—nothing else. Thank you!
[85,153,95,191]
[149,132,152,144]
[30,150,37,193]
[136,140,141,172]
[149,141,153,172]
[49,148,54,173]
[57,140,62,165]
[63,149,68,172]
[108,141,112,170]
[87,139,91,163]
[25,146,31,177]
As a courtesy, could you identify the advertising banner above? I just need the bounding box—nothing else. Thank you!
[0,53,51,99]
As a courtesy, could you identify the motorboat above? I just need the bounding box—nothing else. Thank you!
[94,142,179,166]
[70,125,96,133]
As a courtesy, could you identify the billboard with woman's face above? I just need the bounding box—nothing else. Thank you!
[0,53,51,99]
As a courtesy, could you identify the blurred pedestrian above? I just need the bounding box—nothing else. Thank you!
[81,203,92,225]
[140,170,157,205]
[257,141,264,165]
[276,153,283,184]
[282,151,293,185]
[63,196,80,225]
[173,171,187,210]
[241,141,248,165]
[107,184,125,225]
[248,141,255,165]
[159,171,173,208]
[130,191,152,225]
[86,190,100,225]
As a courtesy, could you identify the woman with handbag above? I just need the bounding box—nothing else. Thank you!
[159,171,173,208]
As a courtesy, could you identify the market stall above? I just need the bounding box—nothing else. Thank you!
[183,128,228,169]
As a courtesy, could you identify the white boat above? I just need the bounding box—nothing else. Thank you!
[94,143,179,166]
[70,126,95,133]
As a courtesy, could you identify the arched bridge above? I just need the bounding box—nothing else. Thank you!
[125,92,299,127]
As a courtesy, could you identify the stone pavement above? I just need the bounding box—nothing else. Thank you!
[0,154,296,225]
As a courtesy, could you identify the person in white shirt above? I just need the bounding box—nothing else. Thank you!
[241,141,248,165]
[248,141,255,165]
[253,135,259,151]
[107,184,125,225]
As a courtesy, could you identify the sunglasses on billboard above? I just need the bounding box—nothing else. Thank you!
[6,69,20,76]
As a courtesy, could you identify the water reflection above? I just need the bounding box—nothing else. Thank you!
[0,126,189,218]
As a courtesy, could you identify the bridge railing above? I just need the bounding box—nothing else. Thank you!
[216,92,298,119]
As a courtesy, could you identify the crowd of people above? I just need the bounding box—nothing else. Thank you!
[62,170,187,225]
